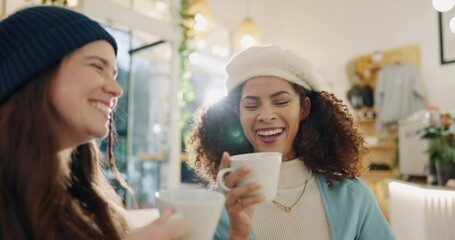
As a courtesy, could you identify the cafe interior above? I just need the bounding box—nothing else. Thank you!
[2,0,455,239]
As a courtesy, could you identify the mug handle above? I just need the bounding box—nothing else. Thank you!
[216,168,233,192]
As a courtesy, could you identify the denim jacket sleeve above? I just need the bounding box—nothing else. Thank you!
[316,173,396,240]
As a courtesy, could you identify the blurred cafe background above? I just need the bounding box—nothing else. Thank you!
[2,0,455,239]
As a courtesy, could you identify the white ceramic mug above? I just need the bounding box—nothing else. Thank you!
[216,152,282,201]
[155,188,225,240]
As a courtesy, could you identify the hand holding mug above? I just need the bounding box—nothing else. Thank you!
[216,152,281,239]
[125,206,190,240]
[217,152,282,201]
[155,188,225,240]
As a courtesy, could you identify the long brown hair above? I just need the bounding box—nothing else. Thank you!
[186,81,369,188]
[0,66,130,239]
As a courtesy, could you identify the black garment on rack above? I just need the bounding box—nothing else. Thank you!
[361,85,374,107]
[347,85,364,109]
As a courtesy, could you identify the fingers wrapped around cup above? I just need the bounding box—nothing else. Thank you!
[217,152,282,202]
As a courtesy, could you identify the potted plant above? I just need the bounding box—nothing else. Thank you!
[419,110,455,185]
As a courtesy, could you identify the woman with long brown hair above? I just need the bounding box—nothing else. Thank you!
[0,6,189,240]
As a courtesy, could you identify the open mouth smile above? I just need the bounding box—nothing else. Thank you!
[89,101,112,118]
[256,128,284,143]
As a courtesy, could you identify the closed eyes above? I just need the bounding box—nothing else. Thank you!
[91,63,104,70]
[86,55,117,76]
[275,100,290,106]
[242,100,291,110]
[243,105,258,110]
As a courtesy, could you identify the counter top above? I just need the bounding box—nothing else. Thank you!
[388,180,455,240]
[388,179,455,192]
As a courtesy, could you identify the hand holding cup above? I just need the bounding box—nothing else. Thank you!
[155,189,225,240]
[216,152,282,201]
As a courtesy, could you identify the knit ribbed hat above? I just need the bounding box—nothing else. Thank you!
[0,6,117,104]
[225,45,321,92]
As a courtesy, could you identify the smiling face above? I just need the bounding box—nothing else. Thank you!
[49,40,122,149]
[238,76,310,161]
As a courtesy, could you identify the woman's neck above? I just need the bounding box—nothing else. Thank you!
[281,151,296,161]
[58,148,73,177]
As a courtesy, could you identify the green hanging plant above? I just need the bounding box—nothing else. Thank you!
[41,0,68,6]
[179,0,197,147]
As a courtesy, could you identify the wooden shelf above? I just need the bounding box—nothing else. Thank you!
[368,143,397,151]
[136,152,188,162]
[356,118,376,124]
[362,168,400,179]
[361,168,401,223]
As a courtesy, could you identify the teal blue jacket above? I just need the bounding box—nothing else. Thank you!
[215,172,396,240]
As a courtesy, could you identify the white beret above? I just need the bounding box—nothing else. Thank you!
[225,44,321,92]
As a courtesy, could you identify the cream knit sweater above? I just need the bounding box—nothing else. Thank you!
[251,159,331,240]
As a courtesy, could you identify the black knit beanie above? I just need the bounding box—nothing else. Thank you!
[0,6,118,104]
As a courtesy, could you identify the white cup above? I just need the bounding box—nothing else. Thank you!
[155,189,225,240]
[216,152,282,201]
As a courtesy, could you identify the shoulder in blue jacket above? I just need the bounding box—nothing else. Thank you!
[214,172,396,240]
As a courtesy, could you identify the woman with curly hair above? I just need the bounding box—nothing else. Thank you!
[187,45,395,240]
[0,6,189,240]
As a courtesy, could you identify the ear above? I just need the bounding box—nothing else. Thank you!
[234,105,240,116]
[299,97,311,120]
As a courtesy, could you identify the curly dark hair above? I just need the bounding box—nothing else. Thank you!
[186,81,369,188]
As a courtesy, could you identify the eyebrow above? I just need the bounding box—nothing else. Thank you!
[87,55,118,76]
[241,90,293,101]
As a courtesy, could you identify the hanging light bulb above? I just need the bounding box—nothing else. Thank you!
[155,0,166,11]
[235,17,260,51]
[193,13,208,32]
[240,34,256,50]
[450,16,455,33]
[66,0,79,7]
[41,0,75,7]
[188,0,212,39]
[432,0,455,12]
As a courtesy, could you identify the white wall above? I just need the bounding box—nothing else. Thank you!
[6,0,452,109]
[209,0,455,111]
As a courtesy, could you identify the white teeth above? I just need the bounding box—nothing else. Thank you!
[257,128,283,136]
[90,102,112,114]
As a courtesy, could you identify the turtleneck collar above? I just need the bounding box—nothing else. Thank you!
[278,158,313,189]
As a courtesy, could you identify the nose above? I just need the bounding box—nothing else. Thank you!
[257,105,277,122]
[104,79,123,98]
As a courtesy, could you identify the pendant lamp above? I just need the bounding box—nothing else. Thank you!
[188,0,212,39]
[234,0,260,51]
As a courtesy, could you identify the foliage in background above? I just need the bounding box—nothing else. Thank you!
[179,0,197,146]
[420,113,455,163]
[41,0,68,6]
